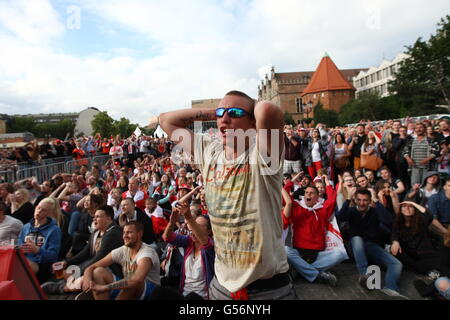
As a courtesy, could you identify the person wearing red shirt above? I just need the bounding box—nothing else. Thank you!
[101,138,112,155]
[144,198,168,237]
[283,175,346,286]
[72,142,87,166]
[122,178,148,211]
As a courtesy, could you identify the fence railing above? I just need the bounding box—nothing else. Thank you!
[1,154,112,184]
[16,161,68,183]
[0,168,17,184]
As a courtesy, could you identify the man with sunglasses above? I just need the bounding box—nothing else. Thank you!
[151,90,294,300]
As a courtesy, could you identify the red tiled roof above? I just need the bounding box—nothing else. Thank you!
[301,55,356,96]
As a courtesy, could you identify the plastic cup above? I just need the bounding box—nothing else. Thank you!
[53,262,65,279]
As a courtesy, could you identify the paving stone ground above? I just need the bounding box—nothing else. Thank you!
[292,261,430,300]
[48,261,433,300]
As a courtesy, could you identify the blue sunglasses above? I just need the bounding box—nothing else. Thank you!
[215,107,250,118]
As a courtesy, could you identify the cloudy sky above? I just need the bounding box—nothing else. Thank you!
[0,0,448,126]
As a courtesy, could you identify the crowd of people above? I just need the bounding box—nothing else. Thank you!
[0,91,449,300]
[0,133,172,171]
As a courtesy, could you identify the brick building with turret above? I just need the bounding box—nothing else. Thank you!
[258,55,367,125]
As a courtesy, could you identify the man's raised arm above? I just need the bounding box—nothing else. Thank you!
[254,101,284,160]
[151,108,216,156]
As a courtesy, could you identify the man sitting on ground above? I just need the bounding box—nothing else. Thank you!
[336,188,408,299]
[79,221,161,300]
[283,175,346,286]
[41,205,123,295]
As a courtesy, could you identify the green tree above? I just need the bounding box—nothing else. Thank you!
[141,127,155,137]
[338,92,404,125]
[113,117,135,138]
[33,119,76,139]
[283,111,296,126]
[389,15,450,115]
[91,111,115,137]
[7,116,36,133]
[313,102,339,128]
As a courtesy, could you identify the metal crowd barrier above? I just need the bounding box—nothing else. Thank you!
[16,161,67,183]
[0,168,17,184]
[4,154,112,184]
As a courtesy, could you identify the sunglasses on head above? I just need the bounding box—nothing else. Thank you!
[215,107,250,118]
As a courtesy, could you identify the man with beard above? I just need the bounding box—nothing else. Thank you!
[80,221,160,300]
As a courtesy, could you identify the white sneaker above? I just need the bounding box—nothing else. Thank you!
[74,291,94,300]
[379,288,410,300]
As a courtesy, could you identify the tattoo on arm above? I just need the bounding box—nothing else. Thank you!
[107,279,129,291]
[180,112,213,126]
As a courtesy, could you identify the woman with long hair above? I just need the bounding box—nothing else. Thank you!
[360,131,382,171]
[103,170,117,194]
[153,174,176,211]
[305,129,330,179]
[11,188,34,224]
[379,166,406,200]
[116,175,129,193]
[391,201,448,280]
[147,171,162,196]
[39,197,70,259]
[375,179,400,215]
[332,133,351,179]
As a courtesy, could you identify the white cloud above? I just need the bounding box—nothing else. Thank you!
[0,0,449,126]
[0,0,64,45]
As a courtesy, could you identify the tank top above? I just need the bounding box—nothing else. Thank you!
[334,144,346,159]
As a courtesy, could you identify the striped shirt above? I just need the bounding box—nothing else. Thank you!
[411,138,430,168]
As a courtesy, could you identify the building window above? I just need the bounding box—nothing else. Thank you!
[321,93,325,98]
[390,65,395,75]
[295,98,301,113]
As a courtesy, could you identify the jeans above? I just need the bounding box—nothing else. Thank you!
[68,210,81,236]
[285,246,347,283]
[435,277,450,300]
[350,236,403,291]
[410,167,428,186]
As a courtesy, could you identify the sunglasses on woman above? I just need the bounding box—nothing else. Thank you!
[215,107,250,118]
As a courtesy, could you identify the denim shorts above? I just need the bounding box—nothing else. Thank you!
[109,275,156,300]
